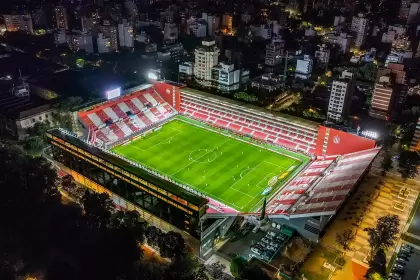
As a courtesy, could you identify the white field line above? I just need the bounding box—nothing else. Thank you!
[170,138,231,176]
[176,116,306,163]
[127,127,181,151]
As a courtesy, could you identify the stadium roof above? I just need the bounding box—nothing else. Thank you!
[180,87,320,131]
[48,128,208,207]
[266,147,381,218]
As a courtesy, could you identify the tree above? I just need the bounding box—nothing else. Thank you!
[233,92,259,103]
[238,264,271,280]
[53,96,83,130]
[230,256,248,278]
[335,229,355,252]
[24,120,54,154]
[208,261,226,279]
[146,226,163,247]
[166,254,208,280]
[365,248,386,279]
[364,215,400,257]
[159,231,187,259]
[380,152,393,176]
[81,191,114,228]
[0,145,145,280]
[398,150,420,181]
[110,210,147,244]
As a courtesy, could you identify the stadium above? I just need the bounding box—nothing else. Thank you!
[47,82,380,254]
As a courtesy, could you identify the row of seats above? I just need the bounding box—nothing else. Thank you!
[266,159,335,215]
[282,148,380,217]
[78,90,175,145]
[179,99,316,154]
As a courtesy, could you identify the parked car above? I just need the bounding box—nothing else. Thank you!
[252,226,260,233]
[265,234,274,240]
[389,273,402,280]
[253,243,264,250]
[397,252,410,260]
[266,245,276,251]
[393,263,404,270]
[401,244,413,252]
[261,237,270,244]
[267,231,276,237]
[257,241,266,248]
[251,247,262,255]
[391,267,404,275]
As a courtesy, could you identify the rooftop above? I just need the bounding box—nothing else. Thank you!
[47,128,208,207]
[0,81,54,118]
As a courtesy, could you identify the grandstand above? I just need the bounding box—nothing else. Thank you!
[47,82,380,243]
[77,87,176,147]
[179,88,319,154]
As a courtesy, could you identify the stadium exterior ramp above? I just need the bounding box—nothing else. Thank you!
[266,147,380,242]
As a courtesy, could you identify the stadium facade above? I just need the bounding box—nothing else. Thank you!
[47,82,380,256]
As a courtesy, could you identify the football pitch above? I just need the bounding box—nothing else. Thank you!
[112,117,309,212]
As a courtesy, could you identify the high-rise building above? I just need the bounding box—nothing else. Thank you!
[314,44,330,66]
[265,39,284,66]
[163,22,178,43]
[81,16,95,32]
[222,13,232,31]
[327,70,354,122]
[410,118,420,151]
[202,13,214,36]
[118,19,134,47]
[67,31,94,53]
[97,33,112,53]
[3,14,34,34]
[211,62,240,91]
[369,73,395,120]
[189,20,207,37]
[399,0,411,20]
[32,9,47,29]
[194,39,220,85]
[124,0,138,18]
[99,20,118,51]
[351,13,368,49]
[55,6,69,30]
[55,29,67,45]
[408,2,420,24]
[295,55,313,79]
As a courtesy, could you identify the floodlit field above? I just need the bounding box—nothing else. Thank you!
[112,117,308,212]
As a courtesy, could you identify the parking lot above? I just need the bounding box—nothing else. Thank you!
[389,244,420,280]
[219,224,294,262]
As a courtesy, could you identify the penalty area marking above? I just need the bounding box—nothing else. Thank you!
[125,127,181,151]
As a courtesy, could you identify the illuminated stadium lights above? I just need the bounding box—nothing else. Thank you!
[361,130,379,139]
[148,72,158,80]
[105,87,121,100]
[48,83,381,244]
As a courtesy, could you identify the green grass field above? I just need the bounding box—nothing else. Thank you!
[112,117,308,212]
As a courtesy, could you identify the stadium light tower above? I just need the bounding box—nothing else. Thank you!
[147,69,161,81]
[148,72,158,80]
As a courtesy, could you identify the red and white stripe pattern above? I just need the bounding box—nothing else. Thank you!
[179,99,317,153]
[288,148,380,217]
[266,159,334,215]
[78,88,176,145]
